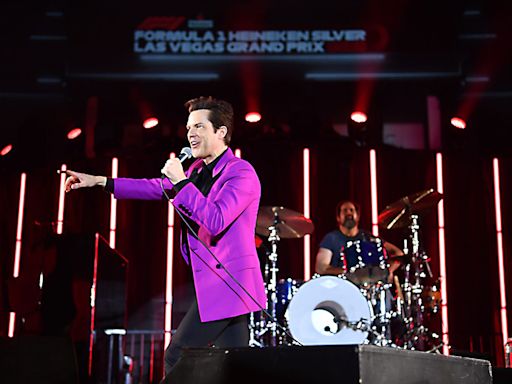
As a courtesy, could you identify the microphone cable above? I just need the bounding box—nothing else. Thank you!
[159,176,303,347]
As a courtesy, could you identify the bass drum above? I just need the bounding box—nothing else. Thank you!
[286,276,371,345]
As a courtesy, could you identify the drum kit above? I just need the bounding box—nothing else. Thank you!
[250,188,444,352]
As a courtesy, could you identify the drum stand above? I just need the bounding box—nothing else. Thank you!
[401,214,441,351]
[266,221,281,347]
[249,214,282,347]
[363,282,397,347]
[250,206,314,347]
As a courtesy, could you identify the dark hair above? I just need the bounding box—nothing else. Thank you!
[336,200,361,217]
[184,96,234,145]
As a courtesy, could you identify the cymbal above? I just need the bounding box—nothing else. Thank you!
[256,206,314,239]
[378,189,443,229]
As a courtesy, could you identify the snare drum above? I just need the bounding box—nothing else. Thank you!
[341,238,389,285]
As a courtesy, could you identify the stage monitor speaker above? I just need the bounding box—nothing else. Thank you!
[40,232,128,383]
[0,336,78,384]
[164,345,492,384]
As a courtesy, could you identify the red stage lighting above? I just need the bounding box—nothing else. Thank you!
[67,128,82,140]
[303,148,311,281]
[369,149,379,237]
[143,117,159,129]
[493,158,509,358]
[351,111,368,123]
[1,144,13,156]
[245,112,261,123]
[450,117,466,129]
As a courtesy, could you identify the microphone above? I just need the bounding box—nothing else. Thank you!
[161,147,192,179]
[177,147,193,163]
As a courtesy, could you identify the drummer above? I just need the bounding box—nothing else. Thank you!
[315,200,403,282]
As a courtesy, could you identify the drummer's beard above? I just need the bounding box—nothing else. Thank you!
[343,217,356,229]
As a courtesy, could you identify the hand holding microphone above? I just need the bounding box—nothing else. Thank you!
[161,147,192,184]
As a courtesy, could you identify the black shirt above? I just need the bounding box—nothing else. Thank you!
[172,149,226,232]
[172,148,227,197]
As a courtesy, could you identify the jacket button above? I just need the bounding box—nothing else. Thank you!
[215,263,222,269]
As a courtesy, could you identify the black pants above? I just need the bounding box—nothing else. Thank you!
[163,298,249,376]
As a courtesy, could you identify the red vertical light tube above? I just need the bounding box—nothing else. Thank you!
[109,158,118,248]
[57,164,67,234]
[493,158,508,358]
[436,153,450,355]
[88,233,100,375]
[303,148,311,281]
[369,149,379,237]
[13,173,26,278]
[8,173,27,337]
[164,152,176,349]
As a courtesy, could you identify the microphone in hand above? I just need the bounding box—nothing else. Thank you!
[161,147,192,179]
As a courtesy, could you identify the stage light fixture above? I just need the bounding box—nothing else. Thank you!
[450,117,466,129]
[1,144,13,156]
[245,112,261,123]
[143,117,159,129]
[351,111,368,123]
[348,112,369,147]
[67,128,82,140]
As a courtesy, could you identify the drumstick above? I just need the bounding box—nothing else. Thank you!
[394,275,404,301]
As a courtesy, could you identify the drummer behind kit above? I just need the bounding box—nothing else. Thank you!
[250,189,444,353]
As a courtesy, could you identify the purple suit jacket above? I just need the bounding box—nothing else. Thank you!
[113,148,266,322]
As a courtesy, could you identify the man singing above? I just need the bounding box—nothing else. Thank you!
[65,96,266,378]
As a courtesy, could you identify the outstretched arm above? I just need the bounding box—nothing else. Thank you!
[65,156,183,199]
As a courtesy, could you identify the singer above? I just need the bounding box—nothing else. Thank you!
[64,96,266,379]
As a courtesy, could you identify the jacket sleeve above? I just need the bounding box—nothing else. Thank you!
[172,161,260,237]
[113,177,174,200]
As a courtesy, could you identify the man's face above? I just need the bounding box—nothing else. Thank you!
[186,109,226,162]
[337,202,359,229]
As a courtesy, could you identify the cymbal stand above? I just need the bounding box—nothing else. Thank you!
[249,213,282,347]
[249,248,271,347]
[265,213,281,347]
[401,214,440,350]
[400,214,422,340]
[401,213,415,321]
[248,312,263,347]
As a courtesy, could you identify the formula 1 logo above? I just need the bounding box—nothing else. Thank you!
[136,17,186,31]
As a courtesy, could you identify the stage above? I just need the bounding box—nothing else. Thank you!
[166,345,493,384]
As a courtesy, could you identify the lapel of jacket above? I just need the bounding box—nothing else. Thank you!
[212,148,235,178]
[186,158,204,177]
